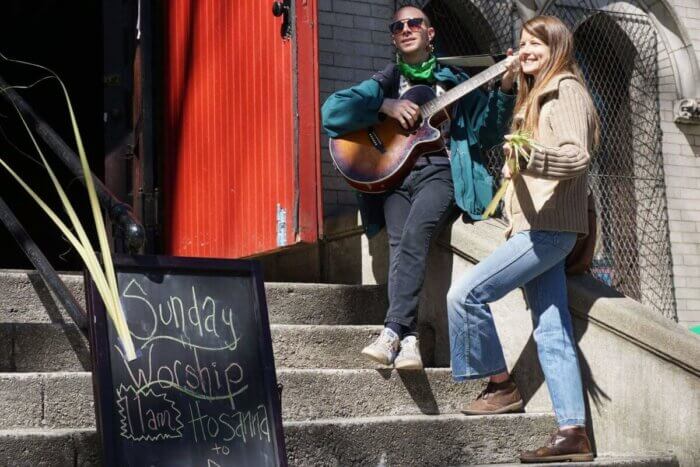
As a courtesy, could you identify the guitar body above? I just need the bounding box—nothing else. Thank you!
[329,85,450,193]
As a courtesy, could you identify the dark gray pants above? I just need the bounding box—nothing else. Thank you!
[383,164,455,331]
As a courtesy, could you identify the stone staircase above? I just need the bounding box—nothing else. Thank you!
[0,271,679,466]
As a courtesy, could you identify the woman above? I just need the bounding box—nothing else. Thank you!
[446,16,599,463]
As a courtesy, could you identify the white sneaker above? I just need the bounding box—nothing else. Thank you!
[394,335,423,370]
[361,328,399,365]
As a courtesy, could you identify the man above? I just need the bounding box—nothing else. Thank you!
[321,6,517,369]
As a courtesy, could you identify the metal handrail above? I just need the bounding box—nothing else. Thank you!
[0,72,146,331]
[0,74,145,254]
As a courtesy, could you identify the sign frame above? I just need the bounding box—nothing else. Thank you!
[86,254,287,466]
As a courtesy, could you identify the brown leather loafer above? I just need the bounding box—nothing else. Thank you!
[461,377,524,415]
[520,426,594,463]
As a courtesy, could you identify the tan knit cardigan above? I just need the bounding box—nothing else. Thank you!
[505,73,597,237]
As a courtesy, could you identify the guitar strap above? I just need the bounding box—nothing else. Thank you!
[371,63,401,99]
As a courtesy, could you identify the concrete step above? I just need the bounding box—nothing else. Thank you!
[285,413,556,465]
[0,270,387,325]
[0,372,94,429]
[0,323,390,371]
[272,324,385,369]
[279,368,484,420]
[0,426,676,467]
[0,369,492,428]
[0,428,98,467]
[488,456,678,466]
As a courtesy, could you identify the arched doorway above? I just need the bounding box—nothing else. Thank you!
[542,3,676,319]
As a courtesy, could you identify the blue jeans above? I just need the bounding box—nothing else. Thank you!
[446,230,586,427]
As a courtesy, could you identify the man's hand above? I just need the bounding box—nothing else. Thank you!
[380,98,421,130]
[501,48,519,94]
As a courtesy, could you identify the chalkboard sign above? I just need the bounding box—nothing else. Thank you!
[86,255,287,467]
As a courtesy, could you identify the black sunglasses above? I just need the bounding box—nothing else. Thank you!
[389,17,424,35]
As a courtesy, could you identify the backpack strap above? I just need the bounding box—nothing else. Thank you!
[371,63,400,99]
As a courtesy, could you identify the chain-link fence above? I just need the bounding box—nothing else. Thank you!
[543,3,676,320]
[396,0,676,320]
[396,0,515,189]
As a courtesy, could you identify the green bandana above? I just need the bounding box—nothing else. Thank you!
[398,55,437,83]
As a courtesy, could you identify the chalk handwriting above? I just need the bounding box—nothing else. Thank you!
[115,343,248,409]
[109,274,275,462]
[116,385,183,441]
[121,279,240,349]
[187,401,271,445]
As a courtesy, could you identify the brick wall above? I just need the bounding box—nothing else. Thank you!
[659,0,700,328]
[318,0,395,217]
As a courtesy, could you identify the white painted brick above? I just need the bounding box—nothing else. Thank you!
[663,154,700,167]
[676,299,688,313]
[680,145,699,156]
[667,198,700,212]
[670,220,698,233]
[663,142,682,155]
[663,132,695,145]
[660,121,681,133]
[668,209,682,220]
[677,277,692,289]
[673,253,685,266]
[680,189,700,200]
[672,243,699,255]
[675,287,700,299]
[665,176,700,189]
[682,232,700,244]
[678,310,700,322]
[681,211,700,222]
[684,255,700,266]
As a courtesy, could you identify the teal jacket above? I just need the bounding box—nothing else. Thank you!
[322,64,515,236]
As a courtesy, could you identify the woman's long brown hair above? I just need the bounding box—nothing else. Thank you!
[513,15,600,147]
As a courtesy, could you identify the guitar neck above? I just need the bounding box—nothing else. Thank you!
[420,57,511,118]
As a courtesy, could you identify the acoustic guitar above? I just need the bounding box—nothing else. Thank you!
[328,56,514,193]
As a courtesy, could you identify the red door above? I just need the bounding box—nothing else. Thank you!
[163,0,320,258]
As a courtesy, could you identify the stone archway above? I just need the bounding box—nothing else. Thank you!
[540,3,676,319]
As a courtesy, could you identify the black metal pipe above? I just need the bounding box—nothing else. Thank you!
[0,74,145,254]
[0,195,88,331]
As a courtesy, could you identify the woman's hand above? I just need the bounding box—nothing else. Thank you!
[380,98,420,130]
[502,134,532,178]
[501,48,519,94]
[501,142,513,179]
